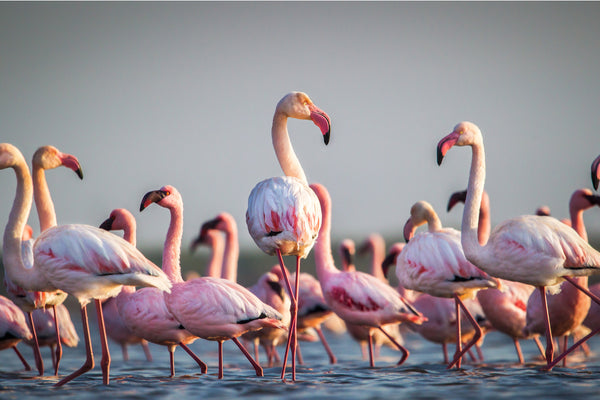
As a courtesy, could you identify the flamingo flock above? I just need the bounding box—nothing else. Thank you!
[1,95,600,388]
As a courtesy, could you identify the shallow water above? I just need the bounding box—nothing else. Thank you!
[2,320,600,400]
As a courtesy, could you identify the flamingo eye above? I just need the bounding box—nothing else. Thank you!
[165,191,171,196]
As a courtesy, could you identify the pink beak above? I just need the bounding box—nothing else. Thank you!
[437,131,460,165]
[58,152,84,179]
[308,104,331,145]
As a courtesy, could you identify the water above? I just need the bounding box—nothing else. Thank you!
[2,318,600,400]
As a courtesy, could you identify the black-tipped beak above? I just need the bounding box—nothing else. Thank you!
[267,280,286,301]
[437,145,445,166]
[447,190,467,212]
[592,156,600,191]
[99,216,114,231]
[584,193,600,206]
[381,252,396,278]
[140,190,168,211]
[74,167,84,180]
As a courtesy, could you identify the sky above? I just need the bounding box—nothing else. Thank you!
[1,2,599,254]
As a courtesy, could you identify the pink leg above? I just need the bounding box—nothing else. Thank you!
[253,338,260,366]
[561,336,568,367]
[141,340,153,362]
[179,342,207,373]
[232,337,264,377]
[12,346,32,371]
[55,305,94,387]
[442,343,449,364]
[52,305,62,376]
[448,295,482,369]
[50,344,57,371]
[513,339,524,364]
[121,344,129,362]
[26,311,44,376]
[296,341,304,365]
[218,341,224,379]
[450,296,462,368]
[537,286,555,365]
[533,336,545,358]
[168,345,175,377]
[368,329,375,367]
[276,249,297,381]
[378,326,409,365]
[94,299,111,385]
[475,344,484,362]
[467,348,477,363]
[315,326,337,364]
[290,256,301,381]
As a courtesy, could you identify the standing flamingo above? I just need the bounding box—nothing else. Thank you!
[397,200,498,368]
[523,189,600,366]
[4,145,83,376]
[447,189,542,364]
[310,183,425,368]
[436,121,600,370]
[1,142,172,386]
[246,91,330,381]
[140,185,285,379]
[101,208,206,377]
[0,295,33,371]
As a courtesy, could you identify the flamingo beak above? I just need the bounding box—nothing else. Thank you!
[59,152,84,179]
[403,218,414,243]
[584,193,600,206]
[140,190,169,211]
[308,105,331,145]
[99,216,115,231]
[447,190,467,212]
[591,155,600,191]
[381,251,398,278]
[342,246,354,268]
[437,131,460,166]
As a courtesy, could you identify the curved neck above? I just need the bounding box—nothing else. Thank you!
[32,165,57,232]
[570,205,588,242]
[221,220,239,283]
[368,239,386,282]
[478,199,491,245]
[461,142,486,266]
[205,234,224,278]
[272,113,308,184]
[426,212,443,233]
[314,190,337,280]
[163,204,184,283]
[2,159,50,291]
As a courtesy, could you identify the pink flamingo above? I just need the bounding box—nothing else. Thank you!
[4,145,83,376]
[101,208,206,376]
[140,185,285,379]
[0,295,33,371]
[190,225,225,279]
[397,200,498,368]
[447,189,542,364]
[591,154,600,190]
[1,143,172,386]
[310,182,425,367]
[523,189,600,366]
[246,92,330,381]
[99,209,153,363]
[436,121,600,370]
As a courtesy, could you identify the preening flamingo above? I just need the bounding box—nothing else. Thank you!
[246,91,330,381]
[311,183,425,367]
[436,121,600,370]
[523,189,600,366]
[0,295,33,371]
[396,200,497,368]
[101,208,206,376]
[447,189,541,364]
[141,185,285,379]
[3,145,82,376]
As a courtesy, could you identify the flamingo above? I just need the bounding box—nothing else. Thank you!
[591,154,600,190]
[523,189,600,366]
[99,209,153,363]
[190,224,225,279]
[447,189,542,364]
[396,200,498,368]
[140,185,285,379]
[0,295,33,371]
[310,182,425,367]
[436,121,600,370]
[101,208,206,376]
[0,143,172,386]
[3,145,83,376]
[246,91,330,381]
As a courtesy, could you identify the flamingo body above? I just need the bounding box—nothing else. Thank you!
[0,295,32,350]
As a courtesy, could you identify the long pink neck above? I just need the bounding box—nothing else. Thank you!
[570,204,588,243]
[32,165,57,232]
[313,187,338,281]
[163,202,184,283]
[477,193,491,245]
[2,154,51,291]
[368,236,386,282]
[119,219,137,294]
[221,219,239,283]
[272,112,308,184]
[461,140,487,267]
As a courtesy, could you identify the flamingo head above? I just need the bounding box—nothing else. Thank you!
[190,213,230,251]
[404,200,437,241]
[99,208,135,233]
[140,184,180,211]
[570,188,600,213]
[277,92,331,145]
[339,238,356,271]
[381,242,404,278]
[535,205,551,216]
[591,154,600,191]
[0,143,26,170]
[33,145,83,179]
[437,121,482,165]
[447,190,467,212]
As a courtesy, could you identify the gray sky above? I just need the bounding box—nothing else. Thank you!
[1,2,599,252]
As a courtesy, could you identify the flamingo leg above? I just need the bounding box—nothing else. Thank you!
[442,343,449,364]
[121,344,129,362]
[217,341,224,379]
[179,342,207,373]
[513,339,524,364]
[55,305,94,387]
[475,344,484,362]
[290,256,301,381]
[50,344,57,371]
[141,340,153,362]
[533,336,545,358]
[450,296,462,368]
[296,341,304,365]
[315,325,337,364]
[378,326,410,365]
[276,249,297,381]
[448,295,482,369]
[367,329,375,367]
[168,345,175,377]
[12,346,32,371]
[537,286,555,366]
[467,348,477,363]
[253,338,260,366]
[561,336,568,367]
[543,276,600,370]
[232,337,264,377]
[94,299,111,385]
[52,305,63,376]
[26,311,44,376]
